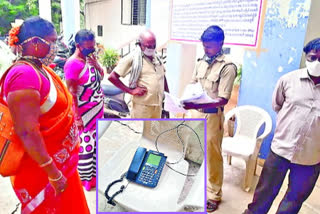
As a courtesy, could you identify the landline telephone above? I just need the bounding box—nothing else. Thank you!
[126,147,167,188]
[105,147,167,205]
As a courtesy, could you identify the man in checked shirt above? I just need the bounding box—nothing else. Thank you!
[244,38,320,214]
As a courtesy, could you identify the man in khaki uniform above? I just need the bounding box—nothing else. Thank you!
[183,25,237,212]
[108,30,168,118]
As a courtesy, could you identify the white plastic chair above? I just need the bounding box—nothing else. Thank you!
[222,105,272,192]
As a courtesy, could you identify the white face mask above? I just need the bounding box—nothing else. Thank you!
[306,60,320,77]
[143,48,155,57]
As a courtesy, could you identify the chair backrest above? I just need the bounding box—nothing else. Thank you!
[231,105,272,140]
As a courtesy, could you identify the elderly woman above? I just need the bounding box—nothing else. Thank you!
[64,29,104,191]
[1,16,90,213]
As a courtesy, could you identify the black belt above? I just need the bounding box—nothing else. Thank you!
[202,107,224,114]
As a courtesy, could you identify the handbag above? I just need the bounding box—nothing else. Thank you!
[0,102,24,177]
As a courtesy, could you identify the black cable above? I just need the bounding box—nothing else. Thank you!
[154,121,204,177]
[177,123,204,154]
[165,163,197,177]
[154,121,186,164]
[104,172,129,206]
[115,120,142,134]
[11,203,20,214]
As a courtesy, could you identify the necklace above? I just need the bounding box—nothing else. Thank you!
[18,57,49,79]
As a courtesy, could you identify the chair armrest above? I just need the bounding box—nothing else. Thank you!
[224,107,237,126]
[257,114,272,141]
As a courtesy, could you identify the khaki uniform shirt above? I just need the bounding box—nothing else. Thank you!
[271,68,320,165]
[191,54,237,100]
[114,53,165,106]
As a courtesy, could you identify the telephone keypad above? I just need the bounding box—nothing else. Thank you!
[131,150,167,188]
[139,165,155,183]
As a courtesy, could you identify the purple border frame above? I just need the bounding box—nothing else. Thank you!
[170,0,263,47]
[95,118,207,214]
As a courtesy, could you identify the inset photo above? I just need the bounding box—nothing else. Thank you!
[97,119,205,213]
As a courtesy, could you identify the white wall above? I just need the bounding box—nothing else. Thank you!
[149,0,170,47]
[85,0,145,49]
[300,0,320,68]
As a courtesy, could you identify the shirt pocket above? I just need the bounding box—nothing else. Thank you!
[204,71,220,94]
[195,63,208,79]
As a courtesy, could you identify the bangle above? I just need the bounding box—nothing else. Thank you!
[39,157,53,168]
[48,171,63,182]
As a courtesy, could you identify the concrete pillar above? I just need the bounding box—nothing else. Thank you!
[61,0,80,44]
[38,0,52,22]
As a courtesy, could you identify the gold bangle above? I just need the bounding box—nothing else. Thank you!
[39,157,53,168]
[48,171,63,182]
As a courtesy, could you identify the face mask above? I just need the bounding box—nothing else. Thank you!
[205,55,214,64]
[81,48,95,57]
[306,60,320,77]
[204,50,223,64]
[40,42,57,66]
[143,48,155,57]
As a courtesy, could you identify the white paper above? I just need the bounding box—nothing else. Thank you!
[163,83,218,113]
[187,91,217,104]
[180,83,216,104]
[164,92,188,113]
[180,82,204,102]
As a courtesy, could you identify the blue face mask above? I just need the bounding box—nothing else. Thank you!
[204,50,223,64]
[81,48,95,57]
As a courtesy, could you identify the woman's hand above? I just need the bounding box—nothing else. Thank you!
[87,54,104,79]
[48,171,68,196]
[86,54,99,68]
[75,117,84,133]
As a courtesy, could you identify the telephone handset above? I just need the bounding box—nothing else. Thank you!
[126,147,167,188]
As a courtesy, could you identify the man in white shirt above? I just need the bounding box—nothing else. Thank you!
[243,38,320,214]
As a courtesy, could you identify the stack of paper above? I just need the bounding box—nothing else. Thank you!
[164,82,217,113]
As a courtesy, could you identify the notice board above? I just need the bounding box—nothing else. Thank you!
[170,0,263,47]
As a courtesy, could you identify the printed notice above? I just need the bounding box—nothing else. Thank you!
[171,0,263,46]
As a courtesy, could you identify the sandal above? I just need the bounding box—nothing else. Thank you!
[207,199,220,212]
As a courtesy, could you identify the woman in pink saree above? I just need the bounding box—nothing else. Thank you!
[64,29,104,191]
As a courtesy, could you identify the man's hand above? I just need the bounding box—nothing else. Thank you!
[183,101,199,110]
[130,85,148,96]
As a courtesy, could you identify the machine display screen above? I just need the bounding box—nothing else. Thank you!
[147,153,161,166]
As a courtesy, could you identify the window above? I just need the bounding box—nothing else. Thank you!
[121,0,146,25]
[97,25,103,37]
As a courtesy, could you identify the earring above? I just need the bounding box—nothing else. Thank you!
[34,43,38,51]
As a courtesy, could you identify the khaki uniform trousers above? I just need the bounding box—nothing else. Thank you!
[131,102,162,118]
[192,109,224,201]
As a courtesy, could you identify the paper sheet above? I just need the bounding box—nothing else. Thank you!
[163,83,217,113]
[164,92,188,113]
[180,82,204,102]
